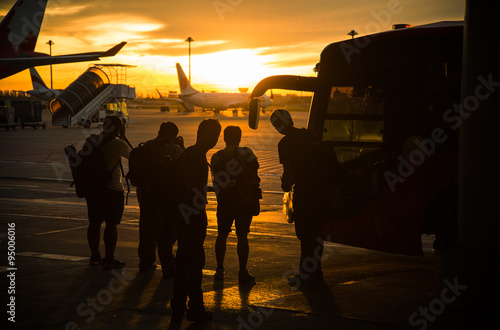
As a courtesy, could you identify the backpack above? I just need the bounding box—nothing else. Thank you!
[212,147,261,215]
[64,134,118,198]
[126,140,182,196]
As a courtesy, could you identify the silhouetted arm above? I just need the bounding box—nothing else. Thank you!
[281,160,293,192]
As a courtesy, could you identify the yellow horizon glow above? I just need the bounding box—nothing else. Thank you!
[0,48,318,97]
[0,0,464,96]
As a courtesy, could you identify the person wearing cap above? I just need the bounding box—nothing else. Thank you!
[85,115,132,268]
[270,109,327,285]
[137,121,184,277]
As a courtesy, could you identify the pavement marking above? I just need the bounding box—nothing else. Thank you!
[0,183,39,188]
[17,252,88,262]
[0,187,76,194]
[0,212,321,242]
[0,266,17,273]
[2,252,217,276]
[1,212,87,221]
[0,160,66,165]
[203,269,216,276]
[0,197,87,206]
[31,226,89,236]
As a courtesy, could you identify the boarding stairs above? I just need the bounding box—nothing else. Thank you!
[69,84,115,126]
[51,65,136,128]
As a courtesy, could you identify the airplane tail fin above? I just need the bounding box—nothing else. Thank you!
[176,63,198,95]
[0,0,48,55]
[29,67,49,90]
[101,42,127,57]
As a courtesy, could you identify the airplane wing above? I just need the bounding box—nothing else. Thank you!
[161,98,184,104]
[0,42,127,67]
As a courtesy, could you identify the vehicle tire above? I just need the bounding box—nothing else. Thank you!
[83,120,91,128]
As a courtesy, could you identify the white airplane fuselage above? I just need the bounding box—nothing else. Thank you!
[179,91,250,109]
[176,63,272,110]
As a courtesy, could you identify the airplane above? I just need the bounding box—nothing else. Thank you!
[176,63,272,111]
[15,67,63,100]
[156,88,194,112]
[0,0,126,80]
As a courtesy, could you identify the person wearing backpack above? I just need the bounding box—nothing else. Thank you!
[84,115,132,268]
[270,109,329,285]
[210,126,260,282]
[134,121,184,277]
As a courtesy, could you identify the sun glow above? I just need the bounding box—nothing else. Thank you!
[186,49,278,92]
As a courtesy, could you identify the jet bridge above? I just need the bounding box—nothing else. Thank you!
[50,64,135,128]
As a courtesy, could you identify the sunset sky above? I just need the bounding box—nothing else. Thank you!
[0,0,464,96]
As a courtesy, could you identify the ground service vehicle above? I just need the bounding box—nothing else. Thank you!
[249,22,463,256]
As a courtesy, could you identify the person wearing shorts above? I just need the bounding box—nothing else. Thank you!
[85,115,132,268]
[211,126,260,282]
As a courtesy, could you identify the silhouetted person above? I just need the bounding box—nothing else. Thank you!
[270,109,327,284]
[211,126,260,282]
[170,118,221,324]
[137,121,184,277]
[86,115,132,268]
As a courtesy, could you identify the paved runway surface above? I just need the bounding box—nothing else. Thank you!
[0,109,487,329]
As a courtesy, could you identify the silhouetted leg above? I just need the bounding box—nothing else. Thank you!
[137,189,159,268]
[87,222,102,256]
[185,216,207,313]
[104,223,118,260]
[171,237,187,314]
[298,208,324,277]
[236,232,249,271]
[158,215,176,276]
[215,232,229,269]
[235,214,252,271]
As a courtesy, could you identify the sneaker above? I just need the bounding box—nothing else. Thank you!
[214,267,224,280]
[186,309,213,322]
[238,269,255,283]
[89,255,102,266]
[139,263,157,272]
[102,258,126,269]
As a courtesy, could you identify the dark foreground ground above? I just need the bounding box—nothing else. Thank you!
[0,110,493,329]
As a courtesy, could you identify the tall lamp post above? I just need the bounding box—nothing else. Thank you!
[46,40,54,88]
[185,37,194,82]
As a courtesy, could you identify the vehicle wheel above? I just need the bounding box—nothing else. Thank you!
[83,120,91,128]
[42,123,46,129]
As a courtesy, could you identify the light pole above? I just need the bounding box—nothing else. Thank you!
[185,37,194,82]
[46,40,54,88]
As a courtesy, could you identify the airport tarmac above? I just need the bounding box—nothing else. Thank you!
[0,109,486,329]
